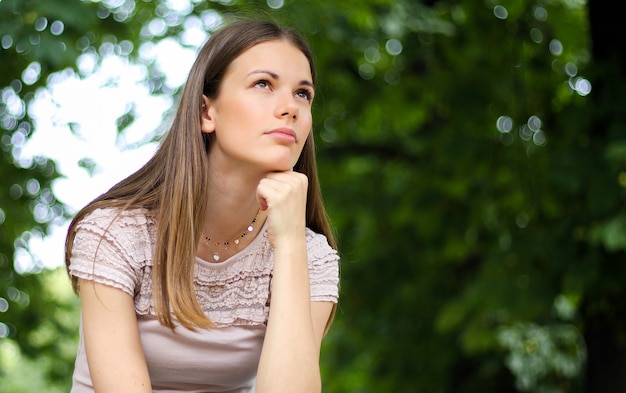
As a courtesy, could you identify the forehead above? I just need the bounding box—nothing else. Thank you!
[226,39,313,81]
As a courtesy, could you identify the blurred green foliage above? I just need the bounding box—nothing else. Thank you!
[1,0,625,392]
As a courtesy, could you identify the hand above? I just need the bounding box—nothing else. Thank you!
[256,171,308,249]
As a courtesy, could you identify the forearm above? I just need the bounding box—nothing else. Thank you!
[256,237,321,393]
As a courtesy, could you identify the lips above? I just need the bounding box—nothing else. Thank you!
[265,127,297,143]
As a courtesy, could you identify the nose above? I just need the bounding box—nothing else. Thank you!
[275,90,298,120]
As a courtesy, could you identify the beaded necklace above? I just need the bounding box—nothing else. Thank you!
[201,210,260,261]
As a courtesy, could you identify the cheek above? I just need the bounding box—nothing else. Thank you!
[298,129,312,153]
[300,110,313,131]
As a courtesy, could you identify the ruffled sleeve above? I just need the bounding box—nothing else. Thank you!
[68,208,155,298]
[306,229,340,303]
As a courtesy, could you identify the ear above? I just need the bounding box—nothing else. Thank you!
[200,94,216,134]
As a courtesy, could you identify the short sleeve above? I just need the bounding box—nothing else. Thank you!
[68,208,154,297]
[306,230,340,303]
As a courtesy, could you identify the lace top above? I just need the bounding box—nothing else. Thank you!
[68,208,340,392]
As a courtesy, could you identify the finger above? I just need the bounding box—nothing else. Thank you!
[263,171,308,190]
[256,177,286,211]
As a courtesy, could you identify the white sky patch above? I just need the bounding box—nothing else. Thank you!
[165,0,194,15]
[153,37,198,88]
[16,35,199,271]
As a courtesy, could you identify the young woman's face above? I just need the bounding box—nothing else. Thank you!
[202,39,314,174]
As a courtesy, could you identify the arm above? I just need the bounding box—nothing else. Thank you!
[79,279,152,392]
[255,172,333,393]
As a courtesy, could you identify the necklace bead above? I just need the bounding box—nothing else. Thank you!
[201,210,259,261]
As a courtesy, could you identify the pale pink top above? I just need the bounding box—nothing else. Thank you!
[68,208,340,393]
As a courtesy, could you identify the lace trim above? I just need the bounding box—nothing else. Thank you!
[69,208,340,327]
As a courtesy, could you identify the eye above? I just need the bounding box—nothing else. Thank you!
[254,80,270,89]
[296,88,314,102]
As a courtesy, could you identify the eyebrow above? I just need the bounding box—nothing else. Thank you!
[248,69,314,88]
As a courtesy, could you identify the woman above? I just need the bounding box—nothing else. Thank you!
[65,19,340,393]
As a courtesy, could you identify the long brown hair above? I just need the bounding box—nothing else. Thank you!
[65,19,336,330]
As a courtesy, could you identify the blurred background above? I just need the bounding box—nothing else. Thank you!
[1,0,625,391]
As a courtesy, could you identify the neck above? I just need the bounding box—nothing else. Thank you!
[198,166,268,262]
[202,163,267,237]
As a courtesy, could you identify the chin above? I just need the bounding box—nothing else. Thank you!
[270,163,294,172]
[264,155,299,172]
